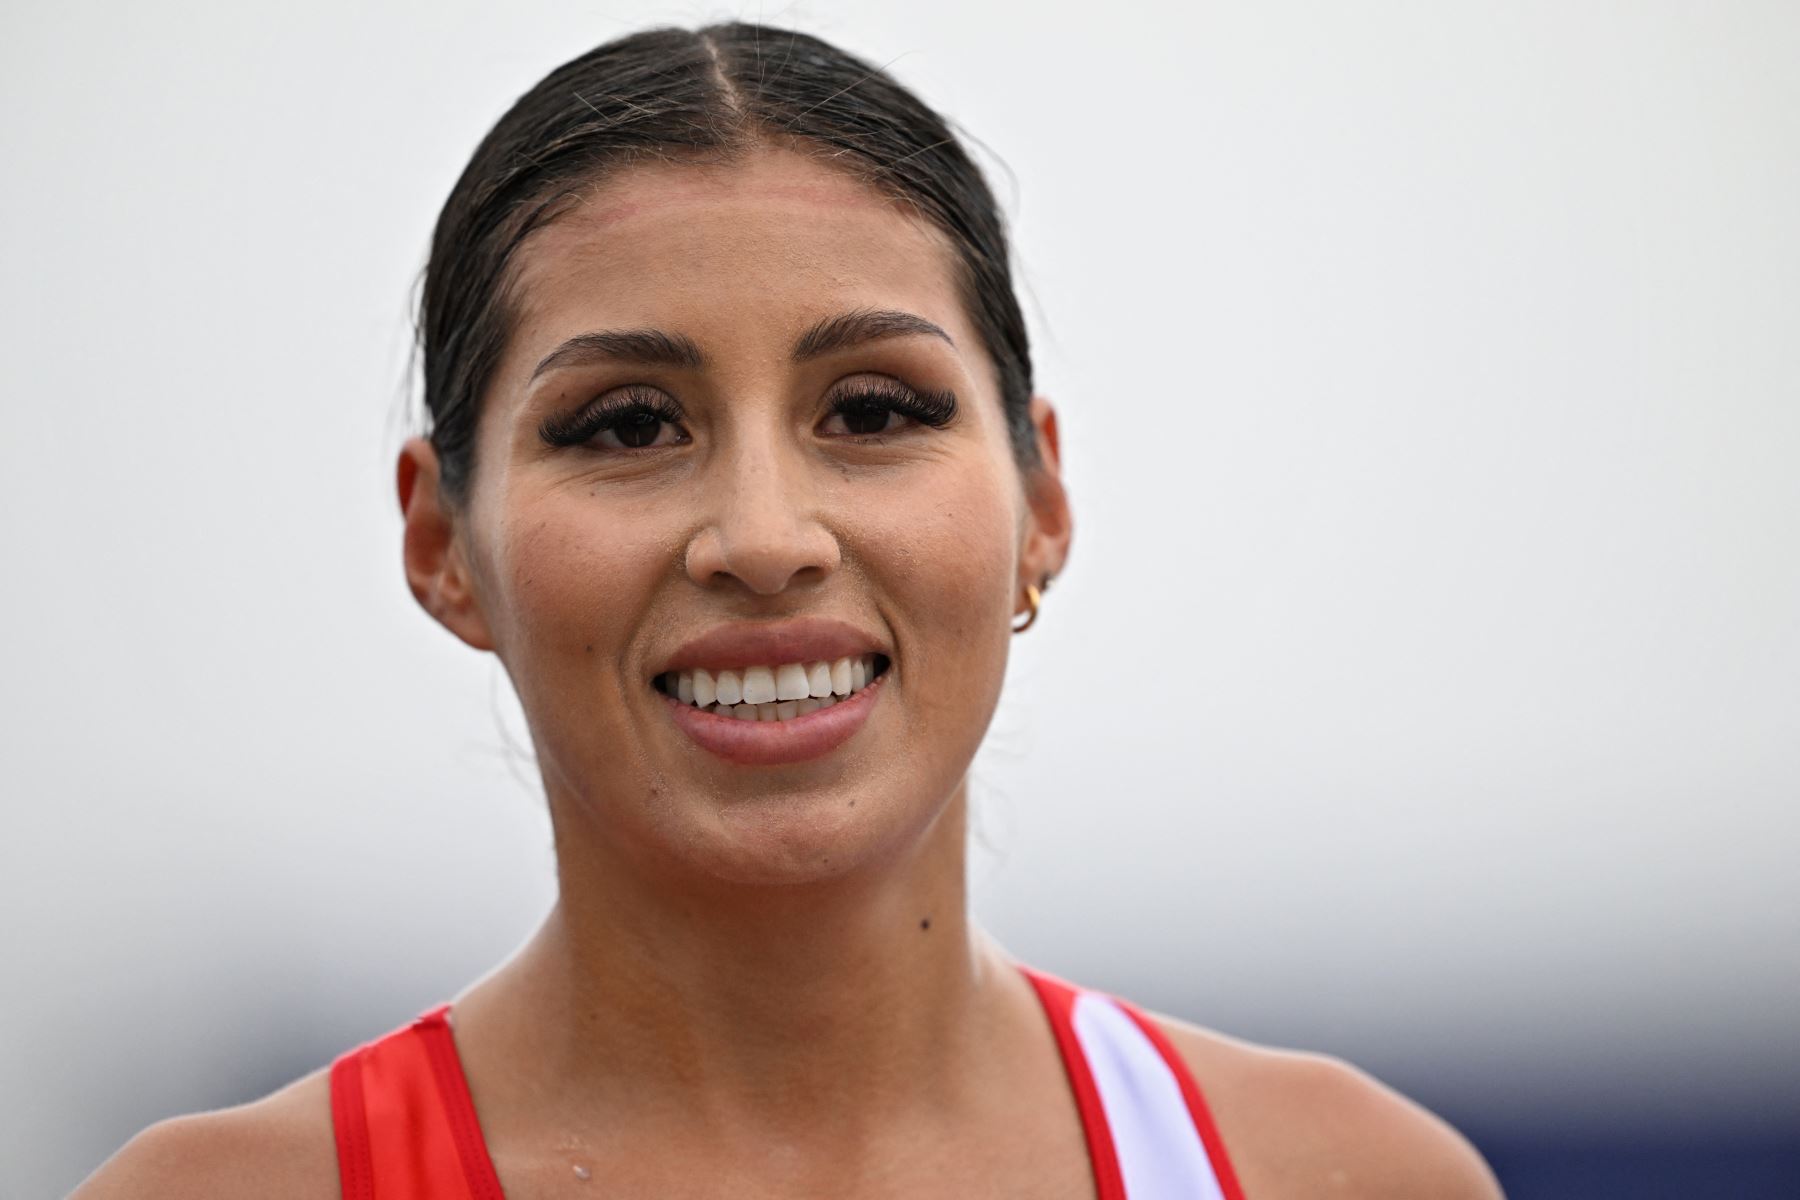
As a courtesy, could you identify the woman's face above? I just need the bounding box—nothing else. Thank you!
[404,144,1068,888]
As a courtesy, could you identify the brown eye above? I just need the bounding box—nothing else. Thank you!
[834,401,898,436]
[540,388,690,452]
[819,381,958,439]
[610,409,670,448]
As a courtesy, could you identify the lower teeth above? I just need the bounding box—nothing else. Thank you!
[711,694,839,722]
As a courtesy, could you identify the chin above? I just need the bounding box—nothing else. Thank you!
[673,777,945,889]
[537,683,982,892]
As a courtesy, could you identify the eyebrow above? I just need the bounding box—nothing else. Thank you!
[530,329,706,380]
[528,307,954,382]
[790,307,955,362]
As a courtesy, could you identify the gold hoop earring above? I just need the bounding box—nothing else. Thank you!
[1012,582,1042,634]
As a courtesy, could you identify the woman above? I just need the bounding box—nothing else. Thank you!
[80,22,1502,1199]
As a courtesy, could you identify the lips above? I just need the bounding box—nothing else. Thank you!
[650,618,892,766]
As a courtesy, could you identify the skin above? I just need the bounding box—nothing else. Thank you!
[75,144,1503,1198]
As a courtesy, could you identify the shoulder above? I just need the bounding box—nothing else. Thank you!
[1142,1009,1504,1199]
[70,1067,338,1200]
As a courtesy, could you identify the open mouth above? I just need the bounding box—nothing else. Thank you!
[652,654,892,723]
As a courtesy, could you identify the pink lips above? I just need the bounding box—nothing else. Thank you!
[652,617,891,766]
[657,617,887,676]
[662,668,887,766]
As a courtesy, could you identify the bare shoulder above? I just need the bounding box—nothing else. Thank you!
[70,1067,337,1200]
[1144,1011,1505,1199]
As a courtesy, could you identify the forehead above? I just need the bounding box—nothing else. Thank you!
[503,146,971,364]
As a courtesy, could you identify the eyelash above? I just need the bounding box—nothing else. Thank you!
[538,385,683,449]
[537,379,959,450]
[825,378,958,437]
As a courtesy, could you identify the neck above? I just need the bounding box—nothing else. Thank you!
[464,779,1014,1135]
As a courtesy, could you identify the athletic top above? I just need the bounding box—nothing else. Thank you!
[328,964,1247,1199]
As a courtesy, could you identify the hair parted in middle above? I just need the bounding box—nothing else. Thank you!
[417,21,1039,511]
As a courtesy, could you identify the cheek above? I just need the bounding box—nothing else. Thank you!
[485,489,673,710]
[860,460,1020,724]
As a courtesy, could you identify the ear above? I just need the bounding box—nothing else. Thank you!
[1016,394,1073,615]
[397,436,497,652]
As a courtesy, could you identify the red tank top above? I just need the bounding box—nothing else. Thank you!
[329,965,1247,1198]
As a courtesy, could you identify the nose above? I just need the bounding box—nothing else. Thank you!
[684,436,841,596]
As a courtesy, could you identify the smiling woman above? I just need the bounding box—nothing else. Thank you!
[77,21,1500,1200]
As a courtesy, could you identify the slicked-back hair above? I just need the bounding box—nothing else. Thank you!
[418,22,1038,509]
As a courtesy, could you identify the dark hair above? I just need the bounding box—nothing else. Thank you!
[418,21,1038,509]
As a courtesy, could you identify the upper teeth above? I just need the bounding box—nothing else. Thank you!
[662,655,880,720]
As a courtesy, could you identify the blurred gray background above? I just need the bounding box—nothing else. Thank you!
[3,1,1796,1196]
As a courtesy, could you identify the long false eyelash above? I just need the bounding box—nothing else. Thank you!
[539,385,686,448]
[827,379,958,430]
[539,379,958,449]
